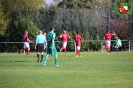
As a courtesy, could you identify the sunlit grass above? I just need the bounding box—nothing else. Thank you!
[0,52,133,88]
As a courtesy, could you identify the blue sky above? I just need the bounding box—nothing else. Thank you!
[45,0,54,5]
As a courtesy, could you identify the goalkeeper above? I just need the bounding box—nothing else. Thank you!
[113,36,122,52]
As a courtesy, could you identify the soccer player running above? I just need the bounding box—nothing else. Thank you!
[43,27,59,66]
[103,30,116,55]
[113,36,122,52]
[60,30,70,55]
[19,31,31,55]
[35,30,47,62]
[74,31,82,57]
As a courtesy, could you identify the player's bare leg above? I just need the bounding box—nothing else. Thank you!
[19,48,25,54]
[26,47,30,55]
[107,47,110,55]
[60,48,62,52]
[76,50,78,57]
[103,46,110,54]
[64,48,66,55]
[24,50,25,53]
[103,46,108,49]
[78,50,82,57]
[60,46,64,52]
[60,45,64,52]
[102,45,108,52]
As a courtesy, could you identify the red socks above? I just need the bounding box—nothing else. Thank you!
[26,50,30,55]
[61,47,66,53]
[20,49,24,52]
[104,46,110,54]
[104,46,108,49]
[64,48,66,53]
[76,50,80,56]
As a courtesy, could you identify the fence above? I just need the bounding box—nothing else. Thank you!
[2,8,132,52]
[0,40,133,53]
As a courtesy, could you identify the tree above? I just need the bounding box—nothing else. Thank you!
[0,0,45,36]
[0,0,45,52]
[0,0,8,36]
[57,0,99,9]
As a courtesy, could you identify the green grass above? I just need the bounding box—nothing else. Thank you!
[0,52,133,88]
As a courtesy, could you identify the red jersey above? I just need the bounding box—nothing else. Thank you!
[74,34,82,46]
[104,32,113,41]
[23,34,29,42]
[61,33,70,42]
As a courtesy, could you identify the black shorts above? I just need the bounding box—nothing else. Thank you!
[36,44,44,52]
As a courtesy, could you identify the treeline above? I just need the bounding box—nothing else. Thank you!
[0,0,133,52]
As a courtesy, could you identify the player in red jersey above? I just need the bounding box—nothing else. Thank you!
[60,30,70,55]
[19,31,31,55]
[74,31,82,57]
[103,30,116,55]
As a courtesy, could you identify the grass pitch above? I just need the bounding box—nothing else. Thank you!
[0,52,133,88]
